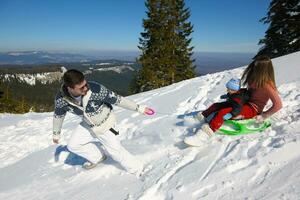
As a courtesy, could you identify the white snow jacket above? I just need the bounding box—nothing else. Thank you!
[53,81,145,137]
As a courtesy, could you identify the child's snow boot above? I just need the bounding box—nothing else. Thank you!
[196,112,206,123]
[201,123,214,136]
[184,123,213,147]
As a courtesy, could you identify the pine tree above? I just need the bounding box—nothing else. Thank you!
[256,0,300,58]
[15,96,30,113]
[133,0,195,93]
[0,84,30,113]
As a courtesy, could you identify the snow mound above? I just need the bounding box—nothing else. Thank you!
[0,51,300,200]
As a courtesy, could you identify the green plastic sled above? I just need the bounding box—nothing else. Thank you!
[218,119,271,136]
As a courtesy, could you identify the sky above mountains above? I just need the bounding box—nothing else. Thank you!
[0,0,270,53]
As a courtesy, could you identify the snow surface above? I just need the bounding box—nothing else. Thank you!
[95,65,134,73]
[1,72,62,85]
[0,52,300,200]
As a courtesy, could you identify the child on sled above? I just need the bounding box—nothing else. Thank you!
[184,56,282,146]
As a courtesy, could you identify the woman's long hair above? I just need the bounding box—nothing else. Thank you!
[241,55,276,89]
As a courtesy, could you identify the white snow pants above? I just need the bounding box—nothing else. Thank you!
[67,122,143,174]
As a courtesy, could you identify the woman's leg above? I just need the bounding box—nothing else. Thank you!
[67,123,105,164]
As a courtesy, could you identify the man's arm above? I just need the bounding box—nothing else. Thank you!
[118,97,147,113]
[100,85,147,113]
[52,95,67,143]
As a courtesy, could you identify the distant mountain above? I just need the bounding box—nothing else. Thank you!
[0,51,95,65]
[0,51,256,76]
[0,71,63,86]
[0,60,137,88]
[0,60,139,112]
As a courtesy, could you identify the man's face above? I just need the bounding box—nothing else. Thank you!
[68,80,89,97]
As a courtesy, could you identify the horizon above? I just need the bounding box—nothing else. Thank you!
[0,50,255,61]
[0,50,255,75]
[0,0,270,53]
[0,49,256,55]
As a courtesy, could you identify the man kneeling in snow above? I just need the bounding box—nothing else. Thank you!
[52,69,153,175]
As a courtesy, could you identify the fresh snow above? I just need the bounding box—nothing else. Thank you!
[95,65,134,73]
[8,51,39,56]
[0,52,300,200]
[1,72,62,85]
[95,63,113,66]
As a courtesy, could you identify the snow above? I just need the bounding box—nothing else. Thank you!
[0,72,62,85]
[0,51,300,199]
[95,65,134,73]
[95,63,112,65]
[288,11,299,16]
[289,38,298,45]
[8,51,38,56]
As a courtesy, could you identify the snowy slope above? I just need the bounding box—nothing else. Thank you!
[0,52,300,200]
[1,72,62,85]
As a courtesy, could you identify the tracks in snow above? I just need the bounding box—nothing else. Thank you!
[137,141,231,199]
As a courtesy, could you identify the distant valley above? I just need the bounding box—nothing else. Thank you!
[0,58,138,112]
[0,51,254,112]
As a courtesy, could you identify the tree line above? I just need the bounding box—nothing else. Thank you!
[0,79,61,113]
[0,66,135,113]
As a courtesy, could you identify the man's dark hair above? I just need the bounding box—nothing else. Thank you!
[63,69,85,88]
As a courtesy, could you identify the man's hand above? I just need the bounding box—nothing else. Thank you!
[53,138,59,144]
[137,105,155,115]
[52,133,60,144]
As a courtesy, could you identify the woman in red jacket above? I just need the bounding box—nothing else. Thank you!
[184,55,282,146]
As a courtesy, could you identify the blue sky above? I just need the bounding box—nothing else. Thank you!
[0,0,270,53]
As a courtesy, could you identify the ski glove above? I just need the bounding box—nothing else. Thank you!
[223,113,232,120]
[220,94,228,99]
